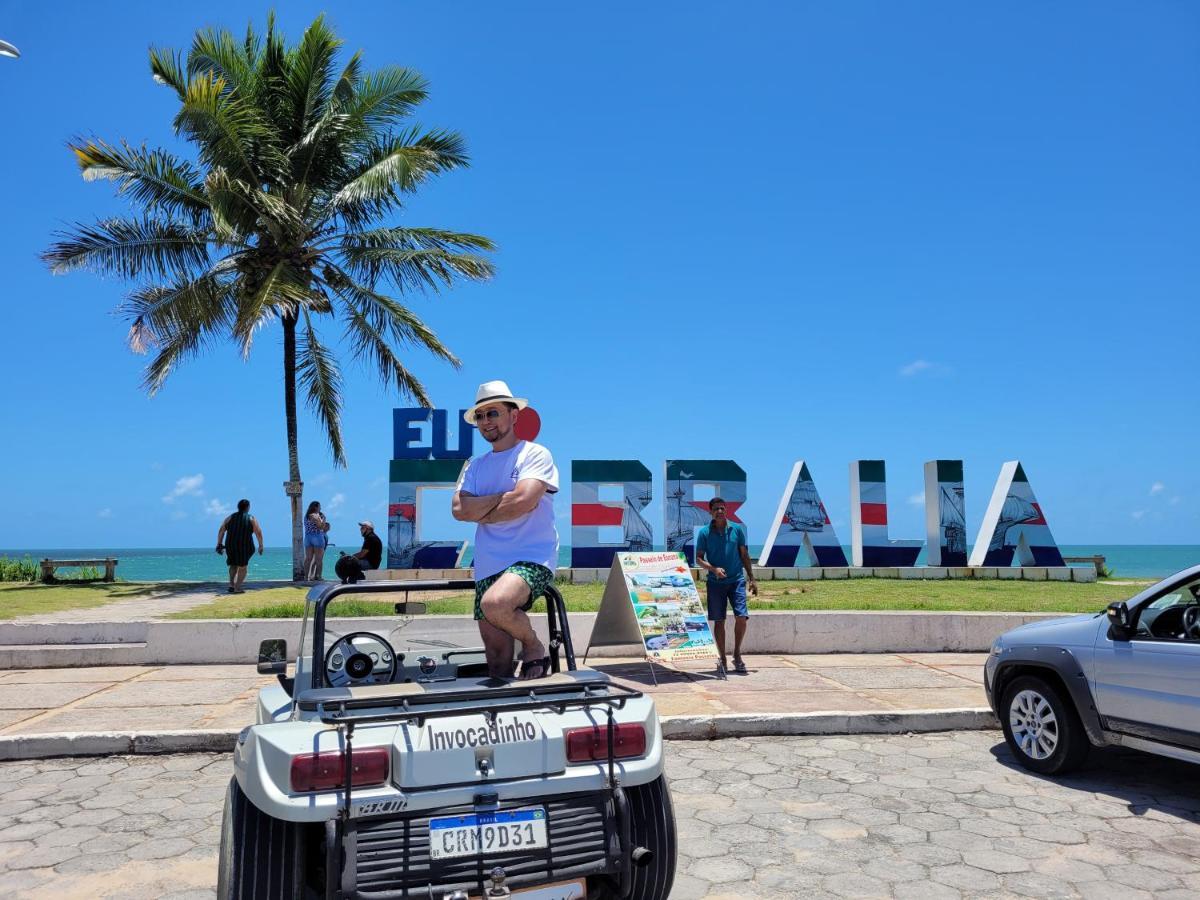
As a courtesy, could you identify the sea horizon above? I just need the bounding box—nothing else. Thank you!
[3,544,1197,583]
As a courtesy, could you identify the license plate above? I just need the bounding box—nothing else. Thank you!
[506,880,586,899]
[428,807,548,860]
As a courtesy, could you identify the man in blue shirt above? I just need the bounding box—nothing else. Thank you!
[695,497,758,674]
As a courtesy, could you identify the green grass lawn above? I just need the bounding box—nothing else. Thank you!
[164,577,1151,620]
[0,581,165,618]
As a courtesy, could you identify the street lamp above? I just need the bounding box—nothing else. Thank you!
[0,39,20,59]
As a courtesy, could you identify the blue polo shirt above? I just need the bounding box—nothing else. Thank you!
[696,521,747,584]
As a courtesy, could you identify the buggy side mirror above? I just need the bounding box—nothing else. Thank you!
[1106,602,1133,641]
[257,639,288,674]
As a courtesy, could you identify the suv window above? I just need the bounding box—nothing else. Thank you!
[1134,578,1200,641]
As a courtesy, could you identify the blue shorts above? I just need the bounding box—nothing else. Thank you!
[304,532,326,549]
[707,580,748,620]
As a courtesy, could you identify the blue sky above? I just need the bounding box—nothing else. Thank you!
[0,1,1196,550]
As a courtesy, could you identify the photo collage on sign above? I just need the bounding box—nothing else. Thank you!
[622,553,717,661]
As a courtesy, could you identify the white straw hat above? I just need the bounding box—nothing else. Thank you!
[463,380,529,424]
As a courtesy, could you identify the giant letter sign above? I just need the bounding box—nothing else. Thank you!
[387,459,469,569]
[392,408,472,460]
[760,461,848,567]
[850,460,921,567]
[969,461,1064,567]
[571,460,653,568]
[924,460,967,566]
[664,460,746,564]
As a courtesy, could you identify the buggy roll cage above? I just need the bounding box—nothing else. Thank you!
[307,579,578,690]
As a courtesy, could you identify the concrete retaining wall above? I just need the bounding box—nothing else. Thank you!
[369,566,1098,584]
[0,610,1067,668]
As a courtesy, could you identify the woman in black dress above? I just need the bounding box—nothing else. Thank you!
[216,499,264,593]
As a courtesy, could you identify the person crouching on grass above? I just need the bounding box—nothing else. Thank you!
[696,497,757,674]
[452,380,559,680]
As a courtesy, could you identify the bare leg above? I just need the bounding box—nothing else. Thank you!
[479,574,547,678]
[312,546,325,581]
[733,616,748,666]
[477,617,516,678]
[234,566,248,592]
[712,618,727,670]
[303,546,315,580]
[227,566,236,592]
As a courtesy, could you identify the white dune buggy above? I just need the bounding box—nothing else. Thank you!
[218,579,677,899]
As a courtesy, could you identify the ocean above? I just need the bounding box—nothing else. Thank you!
[2,545,1196,583]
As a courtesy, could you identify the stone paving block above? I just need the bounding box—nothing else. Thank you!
[796,568,822,581]
[947,567,973,579]
[0,709,43,729]
[873,567,899,578]
[771,567,799,580]
[996,567,1022,580]
[714,691,890,714]
[2,704,245,735]
[0,667,152,684]
[930,664,986,684]
[1047,567,1073,581]
[823,567,849,580]
[848,567,873,578]
[1021,567,1048,581]
[1072,567,1098,583]
[811,665,967,690]
[136,665,262,682]
[861,686,988,710]
[74,678,265,708]
[750,567,774,581]
[974,567,998,579]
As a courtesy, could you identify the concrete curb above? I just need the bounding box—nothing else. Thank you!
[0,709,997,761]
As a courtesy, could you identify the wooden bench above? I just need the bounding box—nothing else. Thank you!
[40,557,118,583]
[1062,555,1106,576]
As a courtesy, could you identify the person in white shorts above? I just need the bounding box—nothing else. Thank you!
[452,380,560,679]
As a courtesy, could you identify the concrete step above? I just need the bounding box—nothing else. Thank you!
[0,643,149,668]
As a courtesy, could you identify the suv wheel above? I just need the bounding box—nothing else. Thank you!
[1000,675,1090,775]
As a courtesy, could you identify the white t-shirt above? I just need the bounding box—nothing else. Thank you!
[457,440,560,579]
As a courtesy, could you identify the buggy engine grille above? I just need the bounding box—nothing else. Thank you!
[352,792,615,898]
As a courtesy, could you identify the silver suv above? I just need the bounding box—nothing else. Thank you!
[985,564,1200,774]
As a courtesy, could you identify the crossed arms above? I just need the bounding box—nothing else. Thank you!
[453,479,549,525]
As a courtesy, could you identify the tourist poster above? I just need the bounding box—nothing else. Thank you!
[618,551,718,663]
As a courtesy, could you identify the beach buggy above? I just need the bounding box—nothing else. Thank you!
[218,578,677,899]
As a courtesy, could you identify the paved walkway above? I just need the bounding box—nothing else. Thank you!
[3,733,1200,899]
[0,653,988,737]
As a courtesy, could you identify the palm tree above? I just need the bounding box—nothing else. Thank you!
[43,14,494,580]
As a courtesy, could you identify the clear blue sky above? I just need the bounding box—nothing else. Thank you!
[1,1,1196,550]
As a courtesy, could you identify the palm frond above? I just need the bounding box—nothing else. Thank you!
[122,263,236,354]
[331,129,469,214]
[342,300,434,406]
[43,216,212,279]
[188,26,256,95]
[136,276,236,393]
[337,226,494,292]
[298,311,346,466]
[149,47,189,98]
[286,15,340,141]
[232,259,312,355]
[70,139,208,222]
[175,72,283,186]
[323,264,460,366]
[342,66,428,131]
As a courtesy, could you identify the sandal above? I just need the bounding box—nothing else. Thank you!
[733,658,748,674]
[518,655,552,680]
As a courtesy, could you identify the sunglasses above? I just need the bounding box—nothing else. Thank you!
[473,409,504,422]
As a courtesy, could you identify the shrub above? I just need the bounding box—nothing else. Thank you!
[0,555,40,582]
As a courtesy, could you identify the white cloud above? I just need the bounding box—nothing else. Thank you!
[97,508,113,519]
[327,493,346,514]
[907,492,924,506]
[1150,482,1165,495]
[163,474,204,503]
[1131,510,1146,521]
[899,360,933,377]
[204,498,232,517]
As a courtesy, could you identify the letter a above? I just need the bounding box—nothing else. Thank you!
[969,461,1064,567]
[760,461,847,566]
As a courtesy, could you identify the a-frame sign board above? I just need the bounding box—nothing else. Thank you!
[583,551,723,682]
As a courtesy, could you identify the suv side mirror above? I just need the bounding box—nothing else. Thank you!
[1106,601,1133,641]
[257,639,288,675]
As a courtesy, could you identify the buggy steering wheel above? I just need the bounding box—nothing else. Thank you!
[324,632,398,687]
[1183,606,1200,640]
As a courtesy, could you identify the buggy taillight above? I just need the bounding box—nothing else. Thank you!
[290,747,390,792]
[564,723,647,763]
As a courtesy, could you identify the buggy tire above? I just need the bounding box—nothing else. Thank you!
[622,775,678,900]
[1000,675,1090,775]
[217,777,307,900]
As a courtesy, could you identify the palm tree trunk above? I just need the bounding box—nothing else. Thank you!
[282,313,305,581]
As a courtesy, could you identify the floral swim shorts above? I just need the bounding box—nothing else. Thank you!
[474,561,555,621]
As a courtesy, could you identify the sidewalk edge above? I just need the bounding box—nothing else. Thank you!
[0,709,996,761]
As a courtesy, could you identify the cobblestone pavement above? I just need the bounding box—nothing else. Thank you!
[2,732,1199,898]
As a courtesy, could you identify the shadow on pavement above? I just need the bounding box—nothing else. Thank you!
[989,739,1200,822]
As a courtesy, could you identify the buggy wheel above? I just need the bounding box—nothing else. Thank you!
[623,775,678,900]
[217,777,307,899]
